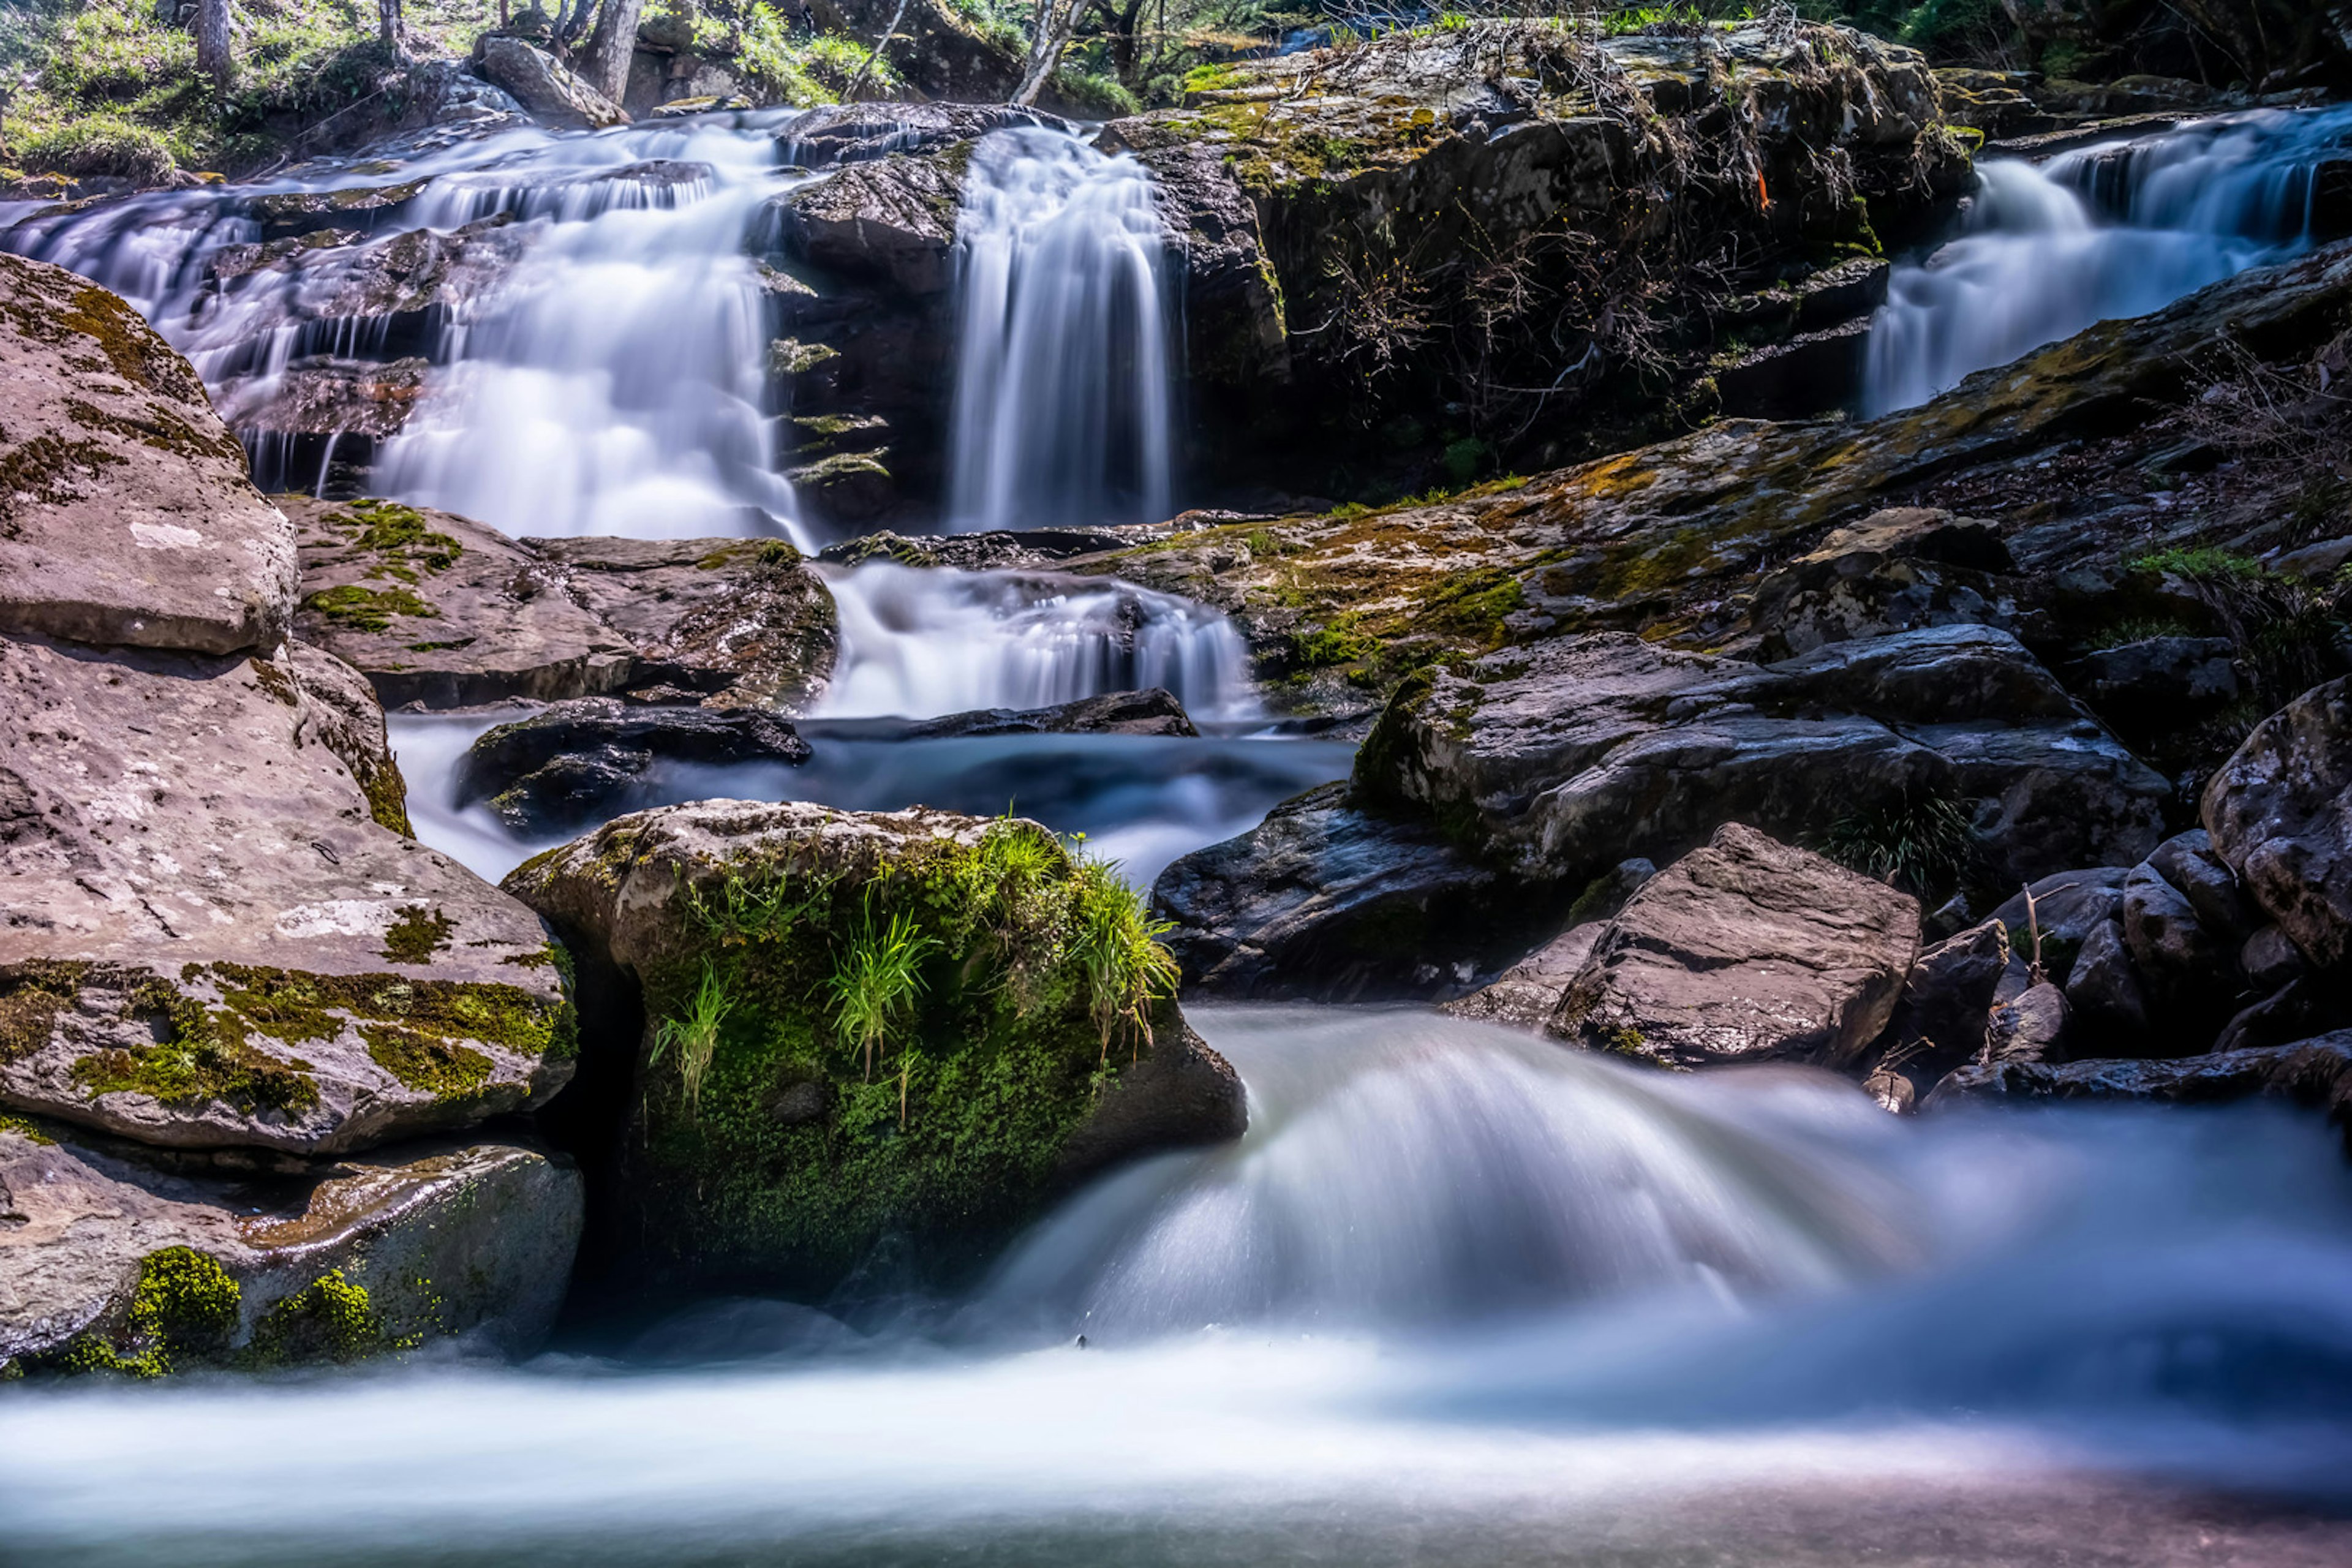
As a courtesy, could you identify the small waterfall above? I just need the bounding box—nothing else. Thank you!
[946,127,1175,535]
[6,114,809,543]
[815,560,1253,720]
[1863,106,2352,416]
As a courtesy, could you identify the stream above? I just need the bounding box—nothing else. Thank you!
[7,96,2352,1566]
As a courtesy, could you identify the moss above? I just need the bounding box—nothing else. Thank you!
[363,1024,492,1101]
[207,963,570,1060]
[301,582,435,633]
[56,1246,240,1379]
[380,904,457,965]
[61,393,245,466]
[248,1268,416,1364]
[0,1110,56,1144]
[626,824,1182,1291]
[0,960,89,1064]
[770,337,840,377]
[74,978,319,1115]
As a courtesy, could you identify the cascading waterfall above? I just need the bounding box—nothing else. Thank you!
[945,126,1176,534]
[815,560,1254,720]
[4,113,809,542]
[1863,105,2352,415]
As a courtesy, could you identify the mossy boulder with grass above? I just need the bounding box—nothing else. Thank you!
[0,1120,581,1374]
[504,799,1245,1295]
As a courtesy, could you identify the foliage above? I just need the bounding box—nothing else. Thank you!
[652,960,735,1117]
[824,906,932,1083]
[733,2,900,107]
[2127,546,2351,708]
[1819,791,1974,898]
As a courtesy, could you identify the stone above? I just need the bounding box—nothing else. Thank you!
[455,698,812,834]
[1152,783,1513,1000]
[2146,828,2256,945]
[896,687,1197,740]
[1988,981,2071,1063]
[1548,823,1921,1072]
[0,633,575,1155]
[1442,923,1604,1033]
[478,37,630,129]
[2242,925,2308,992]
[288,496,636,708]
[1868,916,2011,1105]
[286,642,413,837]
[1746,508,2025,659]
[2120,859,2236,1044]
[1924,1033,2352,1143]
[504,799,1244,1292]
[2068,636,2241,736]
[778,104,1076,167]
[2203,675,2352,969]
[2061,914,2149,1044]
[1988,868,2129,987]
[0,1123,581,1370]
[766,151,963,296]
[0,251,297,656]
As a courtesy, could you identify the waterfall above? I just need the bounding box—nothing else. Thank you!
[815,560,1253,720]
[1863,105,2352,416]
[945,127,1176,535]
[4,113,809,543]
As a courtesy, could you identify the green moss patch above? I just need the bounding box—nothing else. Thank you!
[55,1246,240,1379]
[301,582,435,633]
[0,960,89,1063]
[623,821,1181,1291]
[363,1025,492,1101]
[381,904,458,965]
[208,962,573,1061]
[73,979,319,1115]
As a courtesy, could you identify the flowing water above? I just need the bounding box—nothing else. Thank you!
[12,92,2352,1566]
[1863,104,2352,414]
[9,1009,2352,1565]
[945,127,1175,534]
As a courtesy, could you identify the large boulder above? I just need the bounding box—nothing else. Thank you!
[0,1121,581,1373]
[0,251,297,655]
[0,633,575,1155]
[1549,824,1921,1071]
[1864,917,2012,1109]
[2204,676,2352,970]
[765,151,963,297]
[456,698,812,834]
[290,505,838,711]
[505,799,1245,1292]
[477,37,629,129]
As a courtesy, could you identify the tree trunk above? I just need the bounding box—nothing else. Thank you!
[842,0,913,102]
[1011,0,1084,106]
[379,0,406,56]
[195,0,233,87]
[583,0,647,104]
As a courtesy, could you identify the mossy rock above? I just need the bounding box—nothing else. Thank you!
[504,800,1245,1295]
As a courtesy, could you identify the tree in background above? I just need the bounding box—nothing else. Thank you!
[1011,0,1087,104]
[584,0,649,99]
[195,0,232,84]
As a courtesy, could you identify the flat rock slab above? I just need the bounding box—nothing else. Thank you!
[1925,1033,2352,1139]
[1551,823,1921,1071]
[287,500,837,710]
[1442,922,1605,1031]
[0,1122,581,1368]
[0,632,573,1154]
[0,251,297,655]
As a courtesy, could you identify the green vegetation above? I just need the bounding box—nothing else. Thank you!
[301,582,436,632]
[626,818,1186,1290]
[56,1246,241,1378]
[1819,791,1974,899]
[381,903,457,964]
[2125,545,2351,708]
[733,2,900,107]
[73,976,322,1115]
[249,1268,415,1362]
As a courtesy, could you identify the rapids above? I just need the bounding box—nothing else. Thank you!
[1864,105,2352,414]
[8,1008,2352,1565]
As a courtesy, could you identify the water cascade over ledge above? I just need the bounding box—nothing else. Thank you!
[1863,105,2352,415]
[946,127,1176,534]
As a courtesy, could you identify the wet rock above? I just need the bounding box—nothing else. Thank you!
[455,698,812,834]
[1441,923,1604,1033]
[766,152,962,296]
[2061,914,2149,1044]
[778,103,1073,167]
[504,799,1244,1294]
[247,178,430,241]
[1714,318,1874,420]
[1988,868,2129,987]
[290,506,838,712]
[1989,981,2071,1063]
[2146,827,2257,945]
[0,633,574,1156]
[0,1124,581,1369]
[2067,636,2241,737]
[1925,1033,2352,1140]
[897,688,1197,741]
[2242,925,2309,993]
[0,251,296,656]
[478,37,629,130]
[1868,917,2012,1105]
[1550,824,1921,1072]
[1153,783,1513,1000]
[200,217,530,365]
[2119,858,2236,1047]
[2203,675,2352,969]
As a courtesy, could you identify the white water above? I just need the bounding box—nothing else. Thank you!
[946,127,1175,533]
[1863,105,2352,415]
[10,1008,2352,1565]
[815,561,1254,720]
[5,113,810,543]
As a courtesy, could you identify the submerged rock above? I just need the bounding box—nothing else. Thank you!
[505,799,1244,1294]
[457,698,812,834]
[1549,824,1921,1071]
[0,250,296,656]
[0,1122,581,1373]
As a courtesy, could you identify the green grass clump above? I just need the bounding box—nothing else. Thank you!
[1819,791,1974,899]
[14,117,176,182]
[629,818,1187,1291]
